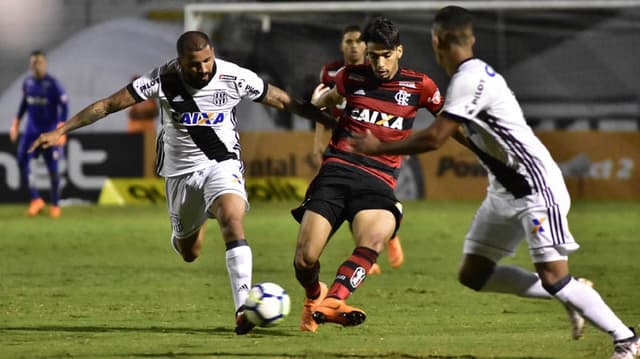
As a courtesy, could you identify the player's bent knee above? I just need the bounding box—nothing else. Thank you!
[458,268,492,291]
[293,253,316,270]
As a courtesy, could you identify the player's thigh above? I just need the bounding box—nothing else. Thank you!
[204,159,249,217]
[463,196,525,262]
[211,193,247,241]
[295,210,333,266]
[16,134,37,164]
[41,146,63,168]
[351,209,396,252]
[165,172,209,239]
[519,193,579,264]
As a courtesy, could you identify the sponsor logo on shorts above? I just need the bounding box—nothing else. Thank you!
[531,217,546,234]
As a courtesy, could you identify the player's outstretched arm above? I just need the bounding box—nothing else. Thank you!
[260,83,338,129]
[349,114,461,155]
[29,86,137,152]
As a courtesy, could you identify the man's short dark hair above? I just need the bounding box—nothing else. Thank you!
[31,50,46,57]
[361,17,400,49]
[433,6,474,46]
[342,25,361,35]
[176,31,211,57]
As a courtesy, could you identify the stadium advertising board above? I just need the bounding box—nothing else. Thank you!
[239,131,640,201]
[0,134,144,203]
[537,132,639,200]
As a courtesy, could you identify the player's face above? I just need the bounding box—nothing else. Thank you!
[366,43,403,81]
[30,55,47,80]
[179,45,215,89]
[341,31,365,65]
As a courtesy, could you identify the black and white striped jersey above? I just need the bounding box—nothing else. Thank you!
[129,58,267,177]
[442,58,565,198]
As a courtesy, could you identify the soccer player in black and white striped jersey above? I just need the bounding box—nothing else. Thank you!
[29,31,337,336]
[350,6,638,358]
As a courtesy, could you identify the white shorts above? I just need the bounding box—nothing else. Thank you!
[463,187,580,263]
[165,160,248,239]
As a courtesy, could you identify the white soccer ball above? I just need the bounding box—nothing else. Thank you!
[243,282,291,327]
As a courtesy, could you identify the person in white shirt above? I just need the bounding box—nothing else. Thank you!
[349,6,638,359]
[29,31,337,336]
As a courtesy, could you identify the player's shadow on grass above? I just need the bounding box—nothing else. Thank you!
[0,325,292,337]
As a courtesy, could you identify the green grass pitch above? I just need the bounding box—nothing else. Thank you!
[1,200,638,358]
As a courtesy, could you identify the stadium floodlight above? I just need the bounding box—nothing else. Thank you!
[185,0,640,31]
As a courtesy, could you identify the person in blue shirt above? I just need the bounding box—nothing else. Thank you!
[10,50,68,218]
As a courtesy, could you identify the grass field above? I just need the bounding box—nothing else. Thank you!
[1,200,638,359]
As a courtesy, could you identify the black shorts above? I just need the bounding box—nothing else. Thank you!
[291,162,403,235]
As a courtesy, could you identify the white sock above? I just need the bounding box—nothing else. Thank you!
[554,277,634,341]
[481,265,552,298]
[225,245,252,312]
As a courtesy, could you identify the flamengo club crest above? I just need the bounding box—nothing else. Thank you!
[212,91,228,106]
[394,89,411,106]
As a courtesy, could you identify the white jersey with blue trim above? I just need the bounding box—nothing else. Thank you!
[442,58,565,198]
[130,58,266,177]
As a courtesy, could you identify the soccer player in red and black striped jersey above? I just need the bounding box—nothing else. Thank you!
[292,17,443,331]
[315,25,404,277]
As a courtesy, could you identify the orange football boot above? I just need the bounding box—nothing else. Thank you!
[27,198,45,217]
[312,297,366,327]
[49,206,62,219]
[300,281,327,332]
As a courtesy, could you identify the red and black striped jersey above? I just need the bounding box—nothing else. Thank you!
[325,64,443,188]
[319,59,345,88]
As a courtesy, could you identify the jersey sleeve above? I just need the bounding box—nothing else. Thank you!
[234,66,267,103]
[16,80,27,119]
[419,75,444,116]
[128,67,161,102]
[333,66,348,97]
[441,72,478,123]
[54,79,69,122]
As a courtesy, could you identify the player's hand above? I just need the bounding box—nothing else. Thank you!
[56,122,67,146]
[28,130,63,153]
[311,84,331,107]
[347,129,382,154]
[9,118,19,143]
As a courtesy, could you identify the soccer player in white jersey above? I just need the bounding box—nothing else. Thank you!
[29,31,337,336]
[350,6,638,359]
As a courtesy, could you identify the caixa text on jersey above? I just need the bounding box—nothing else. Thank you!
[173,111,226,125]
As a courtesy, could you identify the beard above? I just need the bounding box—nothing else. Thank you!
[185,72,213,89]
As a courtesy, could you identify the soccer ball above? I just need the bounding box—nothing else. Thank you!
[243,282,291,327]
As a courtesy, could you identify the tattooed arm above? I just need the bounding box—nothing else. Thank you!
[29,87,138,152]
[260,83,338,129]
